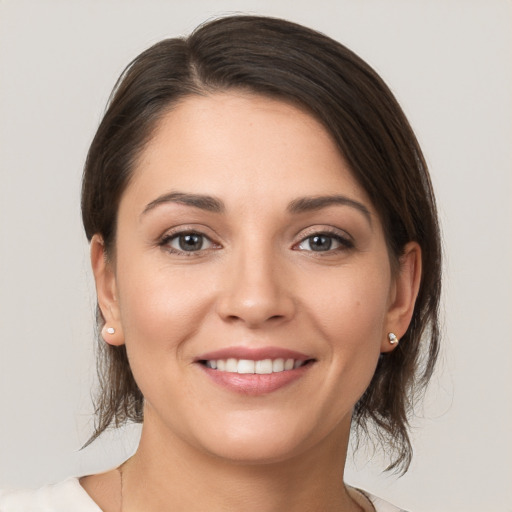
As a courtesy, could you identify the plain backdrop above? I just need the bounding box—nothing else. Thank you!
[1,1,511,511]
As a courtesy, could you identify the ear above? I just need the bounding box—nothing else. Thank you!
[381,241,422,353]
[90,234,125,346]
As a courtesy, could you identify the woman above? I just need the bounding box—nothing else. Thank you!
[0,14,441,512]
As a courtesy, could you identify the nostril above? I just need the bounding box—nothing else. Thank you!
[216,284,295,327]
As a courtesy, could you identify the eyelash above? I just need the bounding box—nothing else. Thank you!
[158,228,354,256]
[159,230,219,256]
[294,229,354,254]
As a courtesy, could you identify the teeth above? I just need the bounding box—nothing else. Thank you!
[226,358,238,372]
[284,358,294,371]
[255,359,273,374]
[272,359,284,372]
[204,357,306,374]
[237,359,255,374]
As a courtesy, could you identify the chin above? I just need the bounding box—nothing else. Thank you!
[190,413,328,466]
[203,436,305,466]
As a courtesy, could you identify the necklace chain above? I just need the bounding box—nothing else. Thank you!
[118,464,124,512]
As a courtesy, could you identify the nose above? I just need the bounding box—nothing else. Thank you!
[216,245,296,328]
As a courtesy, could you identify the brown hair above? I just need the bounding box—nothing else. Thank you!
[81,15,441,473]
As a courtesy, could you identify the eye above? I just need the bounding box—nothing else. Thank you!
[162,232,215,253]
[296,232,353,252]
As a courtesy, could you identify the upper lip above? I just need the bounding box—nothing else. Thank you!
[195,346,312,362]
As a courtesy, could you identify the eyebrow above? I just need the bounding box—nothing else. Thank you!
[287,195,372,225]
[142,192,225,216]
[141,191,372,225]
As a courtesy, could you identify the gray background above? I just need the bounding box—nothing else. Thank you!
[1,1,511,510]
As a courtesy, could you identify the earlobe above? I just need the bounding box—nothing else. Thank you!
[381,242,422,353]
[90,234,125,346]
[100,324,124,346]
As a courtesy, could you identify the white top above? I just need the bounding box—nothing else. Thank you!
[0,478,408,511]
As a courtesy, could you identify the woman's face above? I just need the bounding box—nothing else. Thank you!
[93,92,418,464]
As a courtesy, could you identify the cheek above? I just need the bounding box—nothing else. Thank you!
[116,258,215,356]
[304,262,391,387]
[305,262,391,339]
[113,259,219,413]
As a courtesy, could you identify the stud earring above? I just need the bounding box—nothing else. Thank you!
[388,332,399,345]
[106,327,115,335]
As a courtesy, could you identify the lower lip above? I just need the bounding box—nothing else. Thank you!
[198,363,312,395]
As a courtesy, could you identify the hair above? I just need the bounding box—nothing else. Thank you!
[81,14,441,473]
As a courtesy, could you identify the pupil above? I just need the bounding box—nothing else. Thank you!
[179,234,202,251]
[311,235,331,251]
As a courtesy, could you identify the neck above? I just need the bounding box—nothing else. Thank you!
[120,411,361,512]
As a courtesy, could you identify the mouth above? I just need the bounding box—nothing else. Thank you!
[195,347,316,395]
[199,357,313,374]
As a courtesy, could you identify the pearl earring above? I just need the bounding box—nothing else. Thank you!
[106,327,115,335]
[388,332,399,345]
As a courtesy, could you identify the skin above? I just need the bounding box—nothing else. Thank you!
[83,92,421,512]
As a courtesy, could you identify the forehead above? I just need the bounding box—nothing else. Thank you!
[123,92,373,212]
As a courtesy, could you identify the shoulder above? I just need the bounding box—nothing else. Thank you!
[364,490,410,512]
[1,479,409,512]
[0,477,102,512]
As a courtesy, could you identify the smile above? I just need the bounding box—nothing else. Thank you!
[196,347,315,394]
[204,358,306,374]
